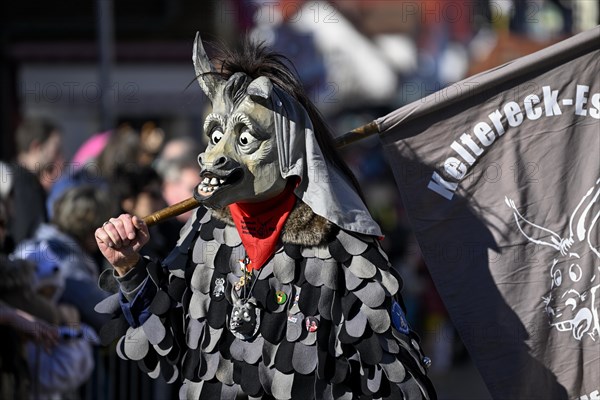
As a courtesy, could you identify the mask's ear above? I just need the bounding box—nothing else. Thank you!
[193,32,225,102]
[247,76,273,100]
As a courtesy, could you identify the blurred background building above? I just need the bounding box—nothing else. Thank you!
[1,1,597,399]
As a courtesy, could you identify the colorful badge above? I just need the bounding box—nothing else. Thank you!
[305,317,319,332]
[289,288,301,314]
[212,278,225,298]
[275,290,287,305]
[391,301,410,334]
[234,276,247,292]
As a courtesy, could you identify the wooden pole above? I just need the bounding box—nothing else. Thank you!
[142,120,380,226]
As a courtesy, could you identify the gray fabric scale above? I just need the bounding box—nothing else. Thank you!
[353,281,386,308]
[223,225,242,247]
[262,340,279,367]
[169,263,185,279]
[115,336,127,360]
[300,330,317,346]
[190,264,213,293]
[304,257,324,287]
[347,255,377,279]
[395,339,426,376]
[314,244,332,259]
[286,311,304,342]
[376,244,390,262]
[186,318,205,350]
[203,326,223,352]
[378,333,400,354]
[380,353,406,383]
[330,293,343,325]
[148,362,161,379]
[258,258,274,280]
[333,320,344,357]
[199,351,220,380]
[123,326,149,361]
[379,269,399,296]
[166,367,179,384]
[189,290,210,319]
[213,227,226,245]
[154,333,173,356]
[360,305,391,334]
[94,292,120,314]
[216,355,235,385]
[271,369,294,400]
[273,251,296,284]
[199,208,212,224]
[258,363,275,395]
[230,337,264,364]
[366,365,383,394]
[182,380,204,399]
[411,338,421,352]
[332,383,353,400]
[320,259,338,289]
[318,286,334,320]
[142,314,166,345]
[399,372,426,400]
[344,310,367,338]
[192,239,219,267]
[220,383,240,400]
[336,230,369,256]
[292,342,318,374]
[301,246,317,258]
[342,267,362,290]
[244,336,265,364]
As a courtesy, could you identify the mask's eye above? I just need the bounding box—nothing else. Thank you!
[238,128,256,147]
[211,128,224,145]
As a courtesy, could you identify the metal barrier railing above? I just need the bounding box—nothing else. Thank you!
[81,345,176,400]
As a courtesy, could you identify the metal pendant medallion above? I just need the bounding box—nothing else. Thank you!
[228,298,261,341]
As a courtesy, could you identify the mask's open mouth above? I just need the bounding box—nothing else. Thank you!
[195,168,244,199]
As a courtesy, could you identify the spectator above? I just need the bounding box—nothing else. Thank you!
[10,118,63,244]
[111,166,180,259]
[14,186,113,331]
[0,256,59,400]
[46,125,141,219]
[154,137,201,224]
[25,249,96,400]
[0,161,15,255]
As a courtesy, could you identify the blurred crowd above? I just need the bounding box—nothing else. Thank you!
[1,0,595,399]
[0,118,202,399]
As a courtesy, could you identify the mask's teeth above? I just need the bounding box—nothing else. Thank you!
[219,178,225,185]
[203,177,209,184]
[210,177,219,185]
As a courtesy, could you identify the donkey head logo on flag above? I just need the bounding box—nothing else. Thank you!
[505,178,600,341]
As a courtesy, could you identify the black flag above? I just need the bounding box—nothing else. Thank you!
[379,27,599,399]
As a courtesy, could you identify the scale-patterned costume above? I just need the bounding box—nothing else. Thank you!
[96,34,436,399]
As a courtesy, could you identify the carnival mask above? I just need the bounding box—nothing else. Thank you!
[192,33,287,209]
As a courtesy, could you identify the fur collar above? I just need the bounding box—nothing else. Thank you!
[212,200,334,247]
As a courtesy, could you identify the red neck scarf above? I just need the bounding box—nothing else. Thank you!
[228,181,297,271]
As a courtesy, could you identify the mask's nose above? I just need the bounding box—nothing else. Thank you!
[198,153,235,170]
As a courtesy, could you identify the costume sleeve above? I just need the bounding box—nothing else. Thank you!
[94,207,205,385]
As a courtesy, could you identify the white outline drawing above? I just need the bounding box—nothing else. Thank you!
[505,178,600,341]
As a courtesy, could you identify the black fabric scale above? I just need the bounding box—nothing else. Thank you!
[97,206,436,399]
